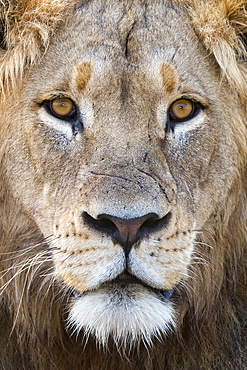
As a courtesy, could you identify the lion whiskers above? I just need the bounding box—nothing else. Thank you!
[0,253,52,293]
[0,236,58,332]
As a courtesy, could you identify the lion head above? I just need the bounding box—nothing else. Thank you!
[0,0,247,369]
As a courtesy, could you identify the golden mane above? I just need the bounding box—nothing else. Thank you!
[0,1,247,369]
[0,0,78,93]
[185,0,247,95]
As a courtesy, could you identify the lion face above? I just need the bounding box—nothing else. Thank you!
[2,0,241,347]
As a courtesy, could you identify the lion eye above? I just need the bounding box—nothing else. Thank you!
[169,99,194,121]
[49,98,76,119]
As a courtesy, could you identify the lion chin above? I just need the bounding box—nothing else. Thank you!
[68,283,175,348]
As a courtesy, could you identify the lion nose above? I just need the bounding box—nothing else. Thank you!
[82,212,171,256]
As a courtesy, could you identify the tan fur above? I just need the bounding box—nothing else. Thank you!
[75,62,92,91]
[160,63,177,94]
[0,0,247,369]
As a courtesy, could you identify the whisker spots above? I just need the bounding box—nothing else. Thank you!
[165,229,192,241]
[52,246,99,256]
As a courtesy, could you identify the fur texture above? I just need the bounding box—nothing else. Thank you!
[0,0,247,369]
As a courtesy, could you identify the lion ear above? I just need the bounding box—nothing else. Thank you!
[189,0,247,95]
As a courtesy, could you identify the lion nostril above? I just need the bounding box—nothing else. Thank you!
[82,211,172,257]
[140,212,172,233]
[82,212,117,234]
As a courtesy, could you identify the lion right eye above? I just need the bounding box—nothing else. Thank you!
[41,97,83,135]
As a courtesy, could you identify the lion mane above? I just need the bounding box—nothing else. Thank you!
[0,0,247,369]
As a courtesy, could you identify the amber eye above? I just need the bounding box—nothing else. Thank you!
[169,99,194,121]
[49,98,76,119]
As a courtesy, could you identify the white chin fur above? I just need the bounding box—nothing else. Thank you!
[67,284,175,349]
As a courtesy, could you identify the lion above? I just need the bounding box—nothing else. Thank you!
[0,0,247,368]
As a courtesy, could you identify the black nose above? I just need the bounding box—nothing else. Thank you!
[82,212,171,256]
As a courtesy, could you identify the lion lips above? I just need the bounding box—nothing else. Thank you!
[109,270,175,300]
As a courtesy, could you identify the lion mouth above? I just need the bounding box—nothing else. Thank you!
[71,271,175,301]
[110,270,174,300]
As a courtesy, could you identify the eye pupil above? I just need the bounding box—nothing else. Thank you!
[50,98,76,118]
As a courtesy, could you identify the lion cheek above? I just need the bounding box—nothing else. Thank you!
[128,235,195,290]
[53,241,125,292]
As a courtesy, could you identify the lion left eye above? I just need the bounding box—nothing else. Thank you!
[167,98,202,129]
[170,99,194,120]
